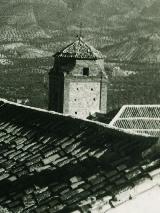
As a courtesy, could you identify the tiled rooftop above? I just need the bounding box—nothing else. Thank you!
[0,99,158,212]
[54,37,103,59]
[109,105,160,137]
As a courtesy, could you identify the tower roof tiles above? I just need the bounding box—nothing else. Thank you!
[54,37,104,60]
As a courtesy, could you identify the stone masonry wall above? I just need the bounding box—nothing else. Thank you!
[50,57,107,118]
[69,59,104,77]
[67,80,101,118]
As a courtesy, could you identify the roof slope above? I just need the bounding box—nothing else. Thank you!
[54,37,103,59]
[0,99,158,213]
[109,105,160,137]
[108,185,160,213]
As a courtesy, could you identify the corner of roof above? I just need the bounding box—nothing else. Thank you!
[109,105,126,127]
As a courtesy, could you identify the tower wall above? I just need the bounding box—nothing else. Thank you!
[100,79,108,114]
[49,46,108,118]
[67,59,104,76]
[48,69,64,113]
[62,59,107,118]
[63,77,102,118]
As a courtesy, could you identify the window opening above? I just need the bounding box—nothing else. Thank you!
[83,67,89,76]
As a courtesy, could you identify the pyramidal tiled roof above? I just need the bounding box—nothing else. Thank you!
[54,37,104,59]
[0,99,158,213]
[109,105,160,137]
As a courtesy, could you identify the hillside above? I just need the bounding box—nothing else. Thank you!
[101,34,160,62]
[0,0,159,59]
[0,0,160,110]
[0,0,159,58]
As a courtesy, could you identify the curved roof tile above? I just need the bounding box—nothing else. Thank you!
[109,105,160,137]
[54,37,104,60]
[0,99,158,213]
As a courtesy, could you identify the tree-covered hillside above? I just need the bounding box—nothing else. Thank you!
[0,0,160,110]
[0,0,159,58]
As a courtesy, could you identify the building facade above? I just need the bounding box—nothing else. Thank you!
[49,37,108,118]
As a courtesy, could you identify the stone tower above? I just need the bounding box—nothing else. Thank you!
[49,37,108,119]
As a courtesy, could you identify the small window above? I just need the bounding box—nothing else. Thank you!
[77,88,79,91]
[74,99,77,101]
[83,67,89,76]
[75,112,77,115]
[91,88,93,91]
[93,98,96,101]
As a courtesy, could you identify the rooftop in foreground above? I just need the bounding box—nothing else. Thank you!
[0,99,158,212]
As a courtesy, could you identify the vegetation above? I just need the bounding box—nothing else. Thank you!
[107,63,160,111]
[0,0,160,110]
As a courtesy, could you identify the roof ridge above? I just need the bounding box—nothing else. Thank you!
[0,98,152,138]
[109,105,126,126]
[53,40,76,57]
[122,104,160,107]
[54,37,103,59]
[117,117,160,120]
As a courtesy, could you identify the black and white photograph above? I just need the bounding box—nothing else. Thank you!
[0,0,159,212]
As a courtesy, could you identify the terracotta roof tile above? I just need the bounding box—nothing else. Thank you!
[54,37,103,60]
[110,105,160,137]
[0,99,158,212]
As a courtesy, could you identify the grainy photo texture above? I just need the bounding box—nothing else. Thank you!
[0,0,159,213]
